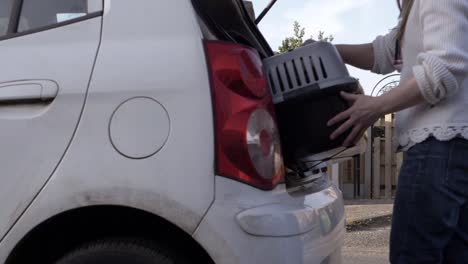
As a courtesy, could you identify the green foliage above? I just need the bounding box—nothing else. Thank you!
[278,21,334,54]
[317,30,334,42]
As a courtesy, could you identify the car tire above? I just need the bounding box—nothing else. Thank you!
[55,239,186,264]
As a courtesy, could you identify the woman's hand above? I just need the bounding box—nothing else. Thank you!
[328,77,426,147]
[328,92,384,147]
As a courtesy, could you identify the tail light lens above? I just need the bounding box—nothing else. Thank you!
[204,40,284,190]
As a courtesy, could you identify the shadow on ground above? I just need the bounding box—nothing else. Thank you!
[347,215,392,232]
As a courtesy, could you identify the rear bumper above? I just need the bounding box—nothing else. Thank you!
[193,177,345,264]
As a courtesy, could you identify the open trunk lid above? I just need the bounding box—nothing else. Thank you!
[192,0,273,58]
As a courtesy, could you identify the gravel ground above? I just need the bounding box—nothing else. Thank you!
[343,203,393,264]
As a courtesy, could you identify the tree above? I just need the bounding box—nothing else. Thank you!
[278,21,305,53]
[278,21,334,53]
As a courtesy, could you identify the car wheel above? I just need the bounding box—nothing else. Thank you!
[55,239,186,264]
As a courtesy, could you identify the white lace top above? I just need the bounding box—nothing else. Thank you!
[371,0,468,151]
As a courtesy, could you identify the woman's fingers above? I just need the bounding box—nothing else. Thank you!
[328,93,364,126]
[330,118,354,140]
[328,108,352,127]
[341,91,359,102]
[344,126,366,147]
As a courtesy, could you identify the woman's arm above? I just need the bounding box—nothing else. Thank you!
[329,0,468,147]
[377,77,425,114]
[332,26,399,73]
[328,76,424,147]
[305,26,397,73]
[335,44,375,71]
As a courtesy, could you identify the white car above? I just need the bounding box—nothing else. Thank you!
[0,0,347,263]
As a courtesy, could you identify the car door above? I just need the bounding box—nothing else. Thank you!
[0,0,102,240]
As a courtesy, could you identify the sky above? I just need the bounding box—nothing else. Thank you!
[251,0,400,94]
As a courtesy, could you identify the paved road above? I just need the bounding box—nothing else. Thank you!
[342,215,391,264]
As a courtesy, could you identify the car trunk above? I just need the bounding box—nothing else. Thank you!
[193,0,366,194]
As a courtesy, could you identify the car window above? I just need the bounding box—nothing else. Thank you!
[0,0,15,36]
[18,0,93,32]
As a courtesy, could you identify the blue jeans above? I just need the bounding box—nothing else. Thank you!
[390,137,468,263]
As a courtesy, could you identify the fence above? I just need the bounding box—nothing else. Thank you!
[331,114,403,199]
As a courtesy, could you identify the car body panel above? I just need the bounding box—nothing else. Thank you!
[193,177,345,264]
[0,17,101,242]
[0,0,215,261]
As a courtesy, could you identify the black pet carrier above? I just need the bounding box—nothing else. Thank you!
[263,42,360,164]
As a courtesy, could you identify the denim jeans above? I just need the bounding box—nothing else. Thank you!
[390,137,468,263]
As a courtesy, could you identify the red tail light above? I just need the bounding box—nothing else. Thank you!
[204,40,284,190]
